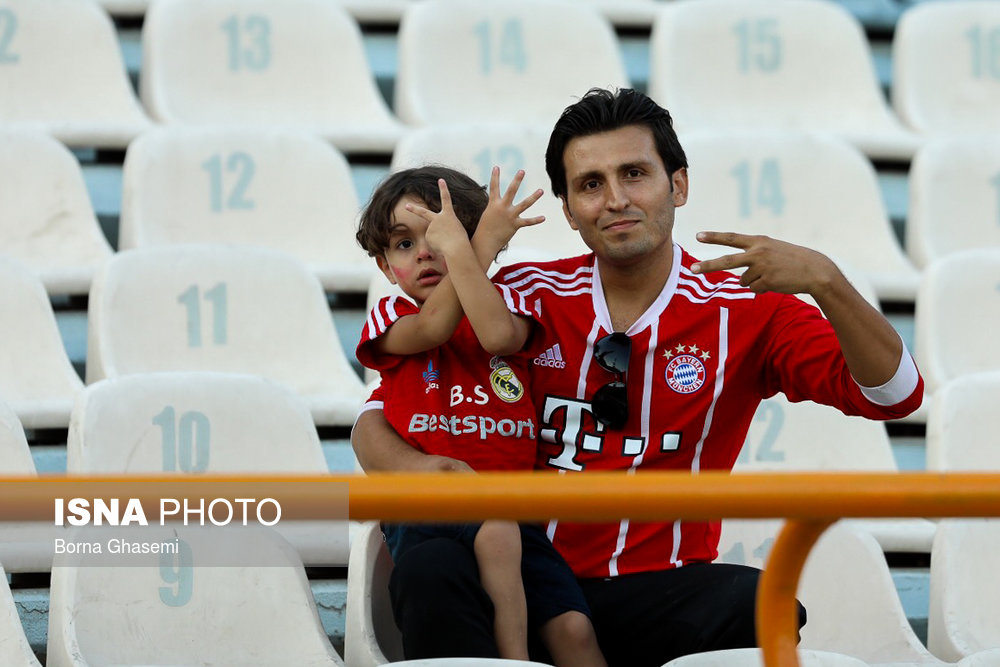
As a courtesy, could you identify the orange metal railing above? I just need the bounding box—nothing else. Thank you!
[3,470,1000,666]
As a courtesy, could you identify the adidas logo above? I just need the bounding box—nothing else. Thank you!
[534,344,566,369]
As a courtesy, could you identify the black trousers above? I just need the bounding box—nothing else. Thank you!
[389,537,807,666]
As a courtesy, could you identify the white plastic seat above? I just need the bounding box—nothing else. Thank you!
[662,647,871,666]
[0,401,69,573]
[734,394,935,553]
[46,526,345,666]
[0,563,42,667]
[120,126,374,292]
[649,0,920,161]
[0,0,151,149]
[389,123,590,258]
[928,519,1000,661]
[0,255,84,429]
[0,130,113,295]
[925,371,1000,472]
[717,520,944,665]
[394,0,630,127]
[674,130,920,301]
[346,520,404,666]
[140,0,404,153]
[906,136,1000,270]
[914,249,1000,394]
[892,1,1000,138]
[66,372,349,565]
[86,244,366,426]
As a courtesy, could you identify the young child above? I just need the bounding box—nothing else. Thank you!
[355,165,606,666]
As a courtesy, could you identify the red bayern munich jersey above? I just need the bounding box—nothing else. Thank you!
[492,245,924,579]
[357,286,542,472]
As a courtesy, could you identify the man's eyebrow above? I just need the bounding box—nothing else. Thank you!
[570,169,604,184]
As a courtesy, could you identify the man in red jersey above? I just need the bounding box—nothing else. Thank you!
[352,88,923,666]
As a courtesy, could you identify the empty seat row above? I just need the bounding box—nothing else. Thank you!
[0,246,366,430]
[2,0,999,157]
[5,125,1000,301]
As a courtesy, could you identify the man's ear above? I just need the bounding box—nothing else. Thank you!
[672,168,689,207]
[375,254,398,285]
[562,197,579,231]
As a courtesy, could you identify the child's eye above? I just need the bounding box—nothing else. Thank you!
[395,239,414,250]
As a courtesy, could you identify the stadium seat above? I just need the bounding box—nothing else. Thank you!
[648,0,920,161]
[389,123,590,257]
[0,0,151,149]
[345,520,404,665]
[394,0,630,127]
[0,401,36,473]
[914,249,1000,394]
[0,130,113,295]
[906,136,1000,270]
[0,401,67,573]
[662,647,871,666]
[928,519,1000,661]
[674,130,920,302]
[65,372,350,565]
[925,371,1000,472]
[892,1,1000,137]
[957,649,1000,666]
[717,520,944,665]
[0,563,42,667]
[345,521,552,667]
[86,244,367,426]
[120,126,374,292]
[735,394,935,552]
[0,255,84,429]
[140,0,404,153]
[46,526,345,666]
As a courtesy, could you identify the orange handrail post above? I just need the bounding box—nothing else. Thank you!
[757,519,835,666]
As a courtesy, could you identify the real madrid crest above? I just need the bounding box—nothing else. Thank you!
[662,343,709,394]
[489,357,525,403]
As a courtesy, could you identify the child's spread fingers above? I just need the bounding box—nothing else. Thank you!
[502,169,527,203]
[489,166,501,200]
[514,188,544,214]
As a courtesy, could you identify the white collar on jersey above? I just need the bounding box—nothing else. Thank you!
[591,243,683,336]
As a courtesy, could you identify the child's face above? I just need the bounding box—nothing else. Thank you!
[375,195,448,304]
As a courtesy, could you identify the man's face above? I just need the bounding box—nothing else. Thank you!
[560,125,688,265]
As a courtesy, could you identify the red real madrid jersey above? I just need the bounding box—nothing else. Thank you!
[492,245,923,579]
[357,288,540,472]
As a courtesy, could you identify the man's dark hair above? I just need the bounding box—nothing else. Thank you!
[545,87,688,200]
[356,165,488,257]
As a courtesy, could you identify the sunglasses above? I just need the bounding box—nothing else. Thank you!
[591,332,631,429]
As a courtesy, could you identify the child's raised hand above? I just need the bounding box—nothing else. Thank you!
[407,179,471,258]
[477,167,545,250]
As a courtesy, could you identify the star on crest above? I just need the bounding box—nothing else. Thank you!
[688,344,700,355]
[701,350,711,361]
[663,348,674,359]
[675,343,686,354]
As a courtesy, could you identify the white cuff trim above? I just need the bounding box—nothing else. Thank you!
[857,343,919,407]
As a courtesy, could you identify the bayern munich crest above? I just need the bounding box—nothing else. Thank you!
[665,354,706,394]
